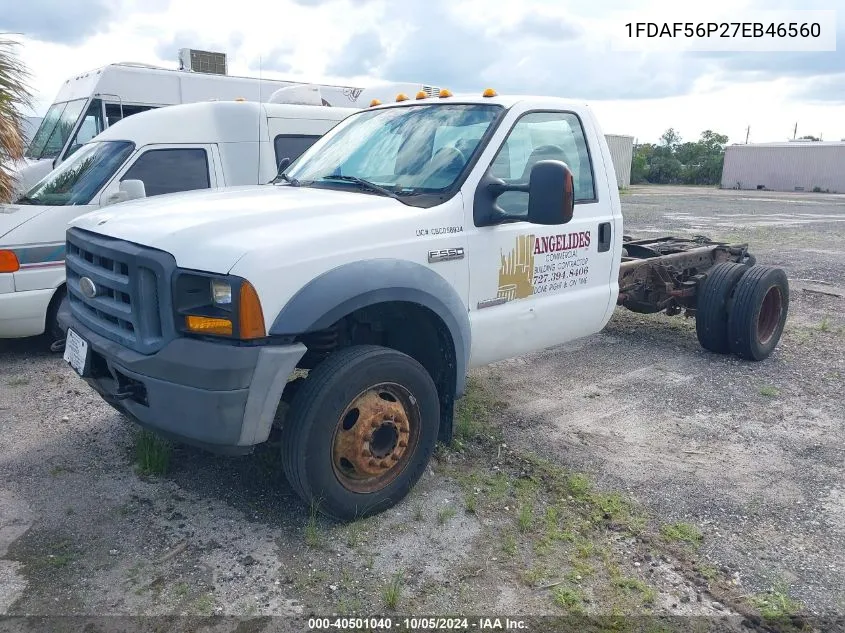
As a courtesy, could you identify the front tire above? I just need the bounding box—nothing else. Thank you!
[280,345,440,521]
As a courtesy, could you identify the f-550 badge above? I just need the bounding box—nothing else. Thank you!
[428,247,465,263]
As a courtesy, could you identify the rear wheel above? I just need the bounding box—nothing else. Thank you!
[727,266,789,361]
[44,286,68,352]
[695,262,748,354]
[280,345,440,521]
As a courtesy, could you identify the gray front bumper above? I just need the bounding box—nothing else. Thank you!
[62,315,306,452]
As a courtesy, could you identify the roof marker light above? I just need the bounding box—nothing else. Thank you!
[370,99,382,107]
[416,90,427,99]
[234,97,246,102]
[482,88,497,97]
[395,93,409,102]
[439,89,453,98]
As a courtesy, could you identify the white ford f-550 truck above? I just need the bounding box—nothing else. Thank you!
[60,90,789,520]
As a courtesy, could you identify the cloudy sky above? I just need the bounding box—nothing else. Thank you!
[3,0,843,144]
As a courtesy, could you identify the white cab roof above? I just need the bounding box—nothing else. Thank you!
[95,101,356,146]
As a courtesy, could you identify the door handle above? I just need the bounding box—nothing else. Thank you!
[597,222,611,253]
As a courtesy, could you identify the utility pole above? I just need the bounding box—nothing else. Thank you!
[745,126,750,144]
[793,122,798,140]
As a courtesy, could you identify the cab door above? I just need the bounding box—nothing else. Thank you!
[464,108,615,366]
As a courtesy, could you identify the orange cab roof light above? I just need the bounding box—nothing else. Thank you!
[415,90,427,99]
[369,99,382,107]
[395,93,409,102]
[439,88,453,98]
[482,88,497,97]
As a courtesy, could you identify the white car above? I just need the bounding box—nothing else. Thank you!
[0,100,355,342]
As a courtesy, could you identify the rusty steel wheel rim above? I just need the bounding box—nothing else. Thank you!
[757,286,783,345]
[331,383,421,493]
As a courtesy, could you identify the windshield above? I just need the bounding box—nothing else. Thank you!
[25,98,89,160]
[285,104,503,196]
[19,141,135,206]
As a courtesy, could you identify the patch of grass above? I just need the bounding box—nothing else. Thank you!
[553,585,586,613]
[567,473,592,500]
[750,580,803,620]
[522,565,548,587]
[6,376,29,386]
[817,316,831,332]
[45,540,77,568]
[501,530,517,557]
[696,564,719,581]
[660,522,703,546]
[305,504,322,549]
[49,465,71,477]
[382,572,403,610]
[517,503,534,533]
[614,576,656,605]
[134,430,172,476]
[194,593,215,615]
[759,385,779,398]
[412,503,424,521]
[566,558,596,580]
[437,506,457,525]
[454,378,503,444]
[464,492,477,514]
[488,472,511,500]
[173,582,190,599]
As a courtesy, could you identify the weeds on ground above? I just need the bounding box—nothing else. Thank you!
[759,385,779,397]
[750,580,803,620]
[305,503,322,548]
[660,522,703,547]
[383,572,403,610]
[134,430,171,475]
[438,506,457,525]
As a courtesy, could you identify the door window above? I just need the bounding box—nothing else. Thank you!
[105,103,158,127]
[274,134,321,167]
[121,148,210,197]
[490,112,596,215]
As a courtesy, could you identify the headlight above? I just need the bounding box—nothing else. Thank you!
[211,279,232,306]
[173,272,265,340]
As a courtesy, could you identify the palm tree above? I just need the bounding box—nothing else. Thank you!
[0,37,33,203]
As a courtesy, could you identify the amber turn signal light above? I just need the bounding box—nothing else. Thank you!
[185,316,233,336]
[238,280,266,339]
[0,250,20,273]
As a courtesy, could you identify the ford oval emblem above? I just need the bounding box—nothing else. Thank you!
[79,276,97,299]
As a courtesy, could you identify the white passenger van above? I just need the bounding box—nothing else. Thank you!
[1,99,356,342]
[15,48,440,195]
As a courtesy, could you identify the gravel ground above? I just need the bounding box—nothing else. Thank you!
[0,185,842,625]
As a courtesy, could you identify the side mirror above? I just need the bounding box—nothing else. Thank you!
[526,160,575,225]
[103,180,146,206]
[120,179,146,200]
[473,159,575,227]
[271,157,291,184]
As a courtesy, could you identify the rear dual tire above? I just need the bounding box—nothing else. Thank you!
[696,263,788,361]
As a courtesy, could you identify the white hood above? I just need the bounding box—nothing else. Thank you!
[0,203,53,241]
[69,185,408,273]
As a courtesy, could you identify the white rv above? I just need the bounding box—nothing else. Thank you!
[1,99,356,342]
[16,48,439,195]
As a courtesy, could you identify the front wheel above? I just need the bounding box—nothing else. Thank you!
[280,345,440,521]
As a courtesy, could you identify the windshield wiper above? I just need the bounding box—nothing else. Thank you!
[14,195,39,205]
[319,174,404,201]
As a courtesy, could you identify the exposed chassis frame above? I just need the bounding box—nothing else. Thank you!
[617,235,753,316]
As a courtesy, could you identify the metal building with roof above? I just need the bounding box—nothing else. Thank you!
[721,141,845,193]
[604,134,634,188]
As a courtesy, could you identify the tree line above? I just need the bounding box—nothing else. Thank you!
[631,128,729,186]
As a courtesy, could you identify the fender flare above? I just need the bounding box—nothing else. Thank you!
[269,259,470,396]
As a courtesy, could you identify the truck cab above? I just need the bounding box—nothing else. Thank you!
[0,100,355,341]
[59,89,624,520]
